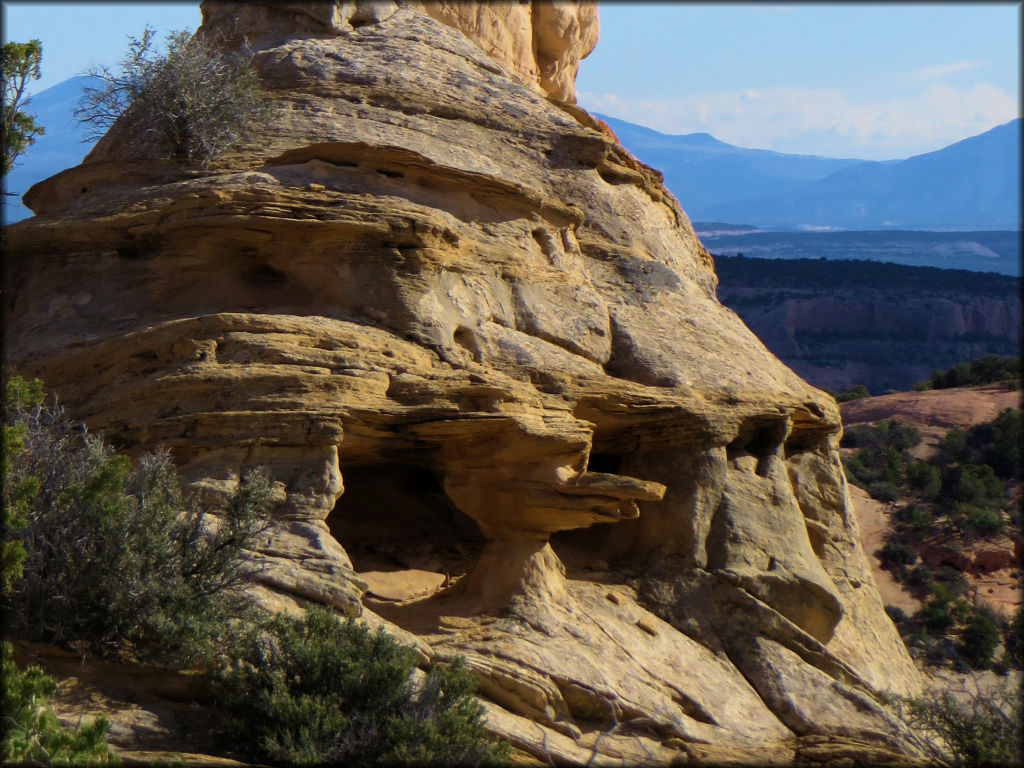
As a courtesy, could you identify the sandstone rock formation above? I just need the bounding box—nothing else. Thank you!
[4,2,927,762]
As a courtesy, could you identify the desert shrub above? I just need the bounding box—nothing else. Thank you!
[2,376,272,664]
[934,566,968,598]
[75,26,273,166]
[930,582,959,606]
[840,423,878,449]
[208,606,509,766]
[978,408,1020,479]
[884,605,908,624]
[878,537,916,568]
[868,480,900,502]
[906,461,941,501]
[887,422,922,452]
[943,464,1005,508]
[904,564,934,590]
[1005,604,1023,670]
[937,428,969,466]
[841,421,922,498]
[1,376,44,597]
[964,506,1005,537]
[959,608,1002,670]
[923,355,1021,391]
[892,682,1020,767]
[834,384,871,403]
[908,504,935,532]
[921,597,956,633]
[1,641,114,764]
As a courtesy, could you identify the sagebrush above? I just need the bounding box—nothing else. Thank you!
[75,26,273,165]
[3,375,272,665]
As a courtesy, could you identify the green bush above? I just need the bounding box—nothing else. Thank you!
[3,377,272,665]
[868,480,900,502]
[1,376,45,597]
[921,597,956,633]
[937,428,968,466]
[208,606,509,766]
[906,461,941,501]
[878,538,916,568]
[959,609,1002,670]
[921,355,1021,392]
[964,506,1005,537]
[908,504,935,532]
[944,464,1005,508]
[980,408,1020,479]
[1,641,115,765]
[834,384,871,403]
[904,564,934,590]
[1005,604,1023,670]
[884,605,908,624]
[934,566,968,598]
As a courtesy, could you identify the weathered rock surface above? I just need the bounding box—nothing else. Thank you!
[4,1,925,762]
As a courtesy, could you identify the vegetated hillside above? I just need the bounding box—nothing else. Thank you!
[2,75,99,224]
[714,255,1021,394]
[599,113,1020,231]
[838,386,1021,674]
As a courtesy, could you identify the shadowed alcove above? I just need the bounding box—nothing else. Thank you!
[326,463,486,584]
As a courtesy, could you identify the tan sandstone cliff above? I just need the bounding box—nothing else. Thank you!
[4,2,928,763]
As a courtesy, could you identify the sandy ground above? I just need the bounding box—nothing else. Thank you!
[848,485,923,616]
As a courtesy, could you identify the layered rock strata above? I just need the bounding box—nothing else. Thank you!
[4,2,926,763]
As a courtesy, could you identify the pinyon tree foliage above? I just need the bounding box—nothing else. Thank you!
[75,26,273,166]
[1,39,45,177]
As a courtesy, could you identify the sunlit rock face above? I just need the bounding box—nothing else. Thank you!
[4,2,925,762]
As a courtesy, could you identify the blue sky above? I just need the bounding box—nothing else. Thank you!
[2,1,1020,161]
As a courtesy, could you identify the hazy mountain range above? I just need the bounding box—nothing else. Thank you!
[2,75,97,224]
[2,76,1019,233]
[598,114,1021,231]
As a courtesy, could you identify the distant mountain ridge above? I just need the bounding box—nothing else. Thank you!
[2,75,98,224]
[3,77,1019,234]
[598,114,1021,231]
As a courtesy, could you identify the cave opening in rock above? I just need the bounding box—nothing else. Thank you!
[326,463,486,581]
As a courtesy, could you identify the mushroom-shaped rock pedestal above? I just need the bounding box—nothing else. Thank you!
[447,458,665,609]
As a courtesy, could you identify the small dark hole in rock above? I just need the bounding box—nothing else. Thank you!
[453,326,481,362]
[587,453,622,474]
[245,264,289,286]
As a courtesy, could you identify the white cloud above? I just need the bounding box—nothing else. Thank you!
[904,60,983,81]
[577,82,1019,160]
